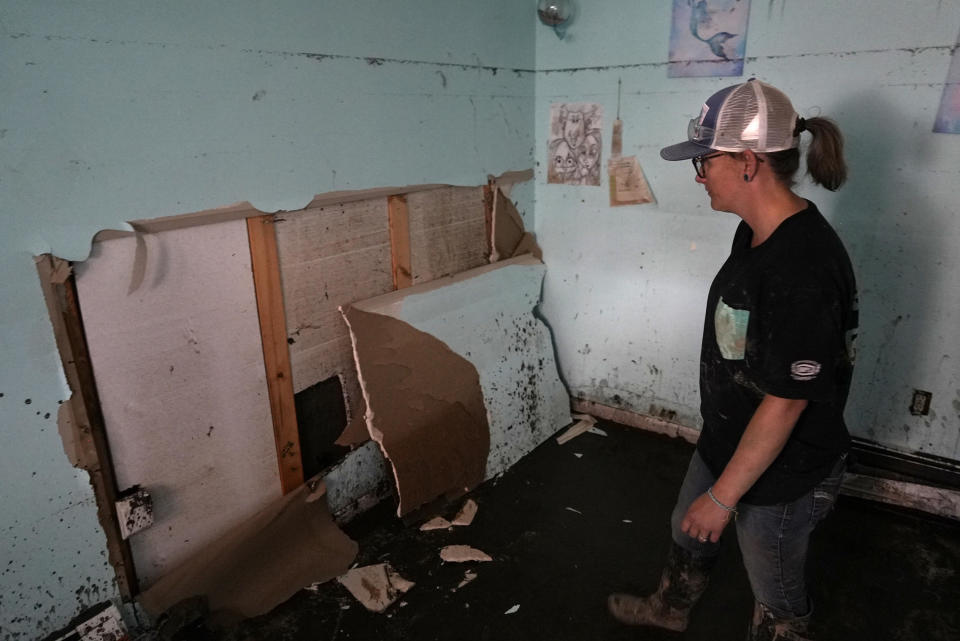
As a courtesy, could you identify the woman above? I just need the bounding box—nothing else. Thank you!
[608,79,858,640]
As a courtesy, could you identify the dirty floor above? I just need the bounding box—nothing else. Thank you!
[184,421,960,641]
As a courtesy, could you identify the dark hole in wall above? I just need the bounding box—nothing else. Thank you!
[294,376,349,479]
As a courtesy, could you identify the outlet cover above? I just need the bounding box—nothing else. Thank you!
[115,487,153,539]
[910,389,932,416]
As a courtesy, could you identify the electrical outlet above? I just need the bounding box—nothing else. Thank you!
[115,486,153,539]
[910,389,932,416]
[77,604,128,641]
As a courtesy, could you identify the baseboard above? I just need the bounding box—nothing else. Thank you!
[572,397,960,521]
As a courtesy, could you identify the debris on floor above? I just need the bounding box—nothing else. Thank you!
[556,413,596,445]
[336,563,415,613]
[439,545,493,563]
[139,478,357,621]
[420,516,453,531]
[451,498,478,526]
[504,604,520,615]
[419,498,479,530]
[455,570,478,590]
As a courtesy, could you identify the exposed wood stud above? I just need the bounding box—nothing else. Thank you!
[35,255,139,597]
[247,215,304,495]
[387,194,413,290]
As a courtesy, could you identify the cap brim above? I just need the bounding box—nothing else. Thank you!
[660,140,712,161]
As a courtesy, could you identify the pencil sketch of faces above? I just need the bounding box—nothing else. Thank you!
[549,103,602,185]
[577,132,601,183]
[561,106,586,149]
[551,139,578,180]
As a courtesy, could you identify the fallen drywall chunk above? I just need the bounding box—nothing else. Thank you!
[420,516,453,531]
[504,604,520,614]
[440,545,493,563]
[337,563,415,613]
[565,507,583,515]
[451,499,478,526]
[456,569,478,590]
[140,478,357,621]
[340,306,490,517]
[588,426,608,437]
[556,414,597,445]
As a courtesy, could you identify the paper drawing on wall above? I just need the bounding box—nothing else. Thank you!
[548,103,603,186]
[668,0,751,78]
[934,39,960,133]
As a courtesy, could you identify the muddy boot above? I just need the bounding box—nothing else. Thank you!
[607,542,716,632]
[747,600,815,641]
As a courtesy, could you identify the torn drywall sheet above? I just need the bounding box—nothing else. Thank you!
[337,563,415,613]
[340,306,490,516]
[440,545,493,563]
[140,479,358,621]
[491,188,542,262]
[347,254,571,494]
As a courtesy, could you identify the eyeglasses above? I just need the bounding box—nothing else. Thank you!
[692,152,726,179]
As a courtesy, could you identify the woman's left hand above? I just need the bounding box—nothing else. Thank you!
[680,493,733,543]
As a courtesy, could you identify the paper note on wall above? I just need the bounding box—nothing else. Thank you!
[934,36,960,133]
[608,156,655,206]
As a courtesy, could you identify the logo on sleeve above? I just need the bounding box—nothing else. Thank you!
[790,360,821,381]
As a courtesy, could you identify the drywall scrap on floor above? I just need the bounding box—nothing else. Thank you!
[343,254,571,515]
[337,563,415,613]
[341,306,490,516]
[73,219,283,587]
[140,479,357,621]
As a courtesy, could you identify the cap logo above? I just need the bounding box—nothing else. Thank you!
[790,360,821,381]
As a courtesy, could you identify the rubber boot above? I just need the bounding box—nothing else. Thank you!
[747,600,815,641]
[607,542,717,632]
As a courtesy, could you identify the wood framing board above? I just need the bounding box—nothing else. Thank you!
[273,198,394,422]
[35,255,138,597]
[387,195,413,290]
[73,219,282,588]
[247,215,304,494]
[406,186,488,285]
[348,255,572,486]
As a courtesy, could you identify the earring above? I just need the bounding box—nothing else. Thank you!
[743,173,750,182]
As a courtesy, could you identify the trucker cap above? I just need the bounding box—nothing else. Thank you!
[660,79,800,161]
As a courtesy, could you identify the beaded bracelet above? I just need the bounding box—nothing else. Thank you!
[707,486,738,517]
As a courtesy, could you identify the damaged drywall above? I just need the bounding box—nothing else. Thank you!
[341,306,491,516]
[139,479,357,621]
[73,219,283,587]
[343,254,571,515]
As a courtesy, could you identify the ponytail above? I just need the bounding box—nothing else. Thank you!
[762,116,848,191]
[804,117,847,191]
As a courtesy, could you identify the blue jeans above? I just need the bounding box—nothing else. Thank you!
[670,450,846,619]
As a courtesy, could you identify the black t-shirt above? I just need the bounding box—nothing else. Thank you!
[697,202,858,505]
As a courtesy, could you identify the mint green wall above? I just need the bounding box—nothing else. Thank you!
[0,2,533,637]
[535,3,960,457]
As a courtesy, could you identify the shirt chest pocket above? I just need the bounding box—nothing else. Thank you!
[714,297,750,360]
